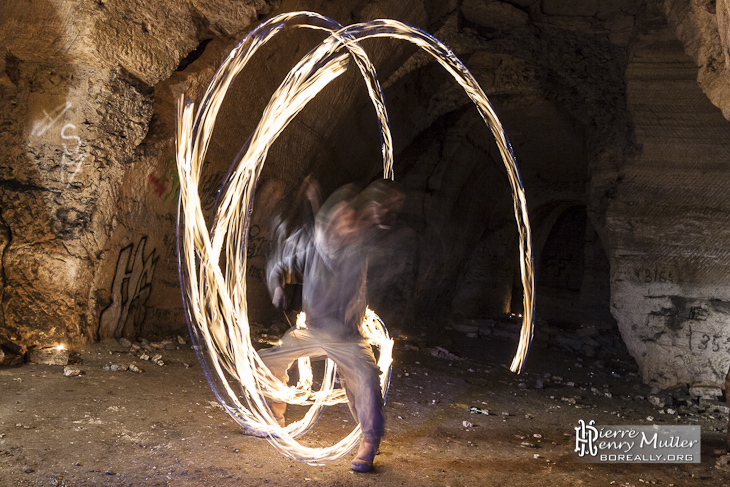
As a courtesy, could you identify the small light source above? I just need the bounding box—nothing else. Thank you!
[277,340,283,346]
[28,344,70,366]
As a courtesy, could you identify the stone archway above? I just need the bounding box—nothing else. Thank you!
[536,205,614,331]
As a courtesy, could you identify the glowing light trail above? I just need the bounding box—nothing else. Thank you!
[176,11,534,464]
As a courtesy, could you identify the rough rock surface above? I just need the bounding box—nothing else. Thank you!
[0,0,279,351]
[661,0,730,119]
[605,3,730,388]
[2,0,730,393]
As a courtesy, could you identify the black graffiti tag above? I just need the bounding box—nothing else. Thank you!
[99,236,158,338]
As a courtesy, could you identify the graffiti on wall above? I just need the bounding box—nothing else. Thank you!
[634,267,675,284]
[244,224,272,283]
[149,156,180,202]
[684,324,730,353]
[99,236,158,338]
[246,225,269,259]
[60,122,87,187]
[30,101,87,187]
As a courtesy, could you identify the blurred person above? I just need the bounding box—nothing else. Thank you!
[259,177,402,472]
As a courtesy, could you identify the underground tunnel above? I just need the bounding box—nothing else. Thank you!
[2,0,730,485]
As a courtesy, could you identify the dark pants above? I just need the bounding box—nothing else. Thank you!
[259,327,385,442]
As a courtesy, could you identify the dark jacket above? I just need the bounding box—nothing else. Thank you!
[267,188,368,338]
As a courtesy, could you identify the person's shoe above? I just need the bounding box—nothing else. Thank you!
[350,438,380,472]
[242,424,277,438]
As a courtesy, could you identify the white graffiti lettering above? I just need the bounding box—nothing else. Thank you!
[30,102,87,187]
[60,122,86,186]
[30,101,72,136]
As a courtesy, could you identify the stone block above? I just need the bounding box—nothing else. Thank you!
[556,335,583,350]
[63,366,82,377]
[597,0,637,19]
[689,386,722,399]
[576,326,599,337]
[605,15,635,46]
[699,397,730,413]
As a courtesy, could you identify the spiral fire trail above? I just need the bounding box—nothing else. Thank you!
[176,11,534,464]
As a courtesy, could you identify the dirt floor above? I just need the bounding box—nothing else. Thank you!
[2,324,730,487]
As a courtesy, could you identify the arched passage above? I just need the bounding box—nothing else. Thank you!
[537,205,614,331]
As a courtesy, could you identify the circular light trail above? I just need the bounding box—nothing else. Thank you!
[176,11,535,464]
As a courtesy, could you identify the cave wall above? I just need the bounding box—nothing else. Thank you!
[605,0,730,388]
[2,0,730,391]
[367,0,635,331]
[0,0,454,352]
[0,0,281,350]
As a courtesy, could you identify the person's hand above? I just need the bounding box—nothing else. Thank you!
[272,286,286,309]
[303,175,321,214]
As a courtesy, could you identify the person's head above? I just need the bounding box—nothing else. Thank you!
[315,184,359,255]
[328,201,359,246]
[354,179,404,229]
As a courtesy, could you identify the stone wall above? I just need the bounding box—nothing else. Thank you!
[0,0,280,350]
[2,0,730,392]
[661,0,730,118]
[606,2,730,388]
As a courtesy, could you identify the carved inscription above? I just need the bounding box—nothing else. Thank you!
[634,267,675,284]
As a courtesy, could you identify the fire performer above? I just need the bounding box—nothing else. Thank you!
[259,178,402,472]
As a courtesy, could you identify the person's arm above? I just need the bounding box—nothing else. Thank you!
[266,224,310,309]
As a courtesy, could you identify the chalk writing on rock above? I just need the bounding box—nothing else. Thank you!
[30,101,86,187]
